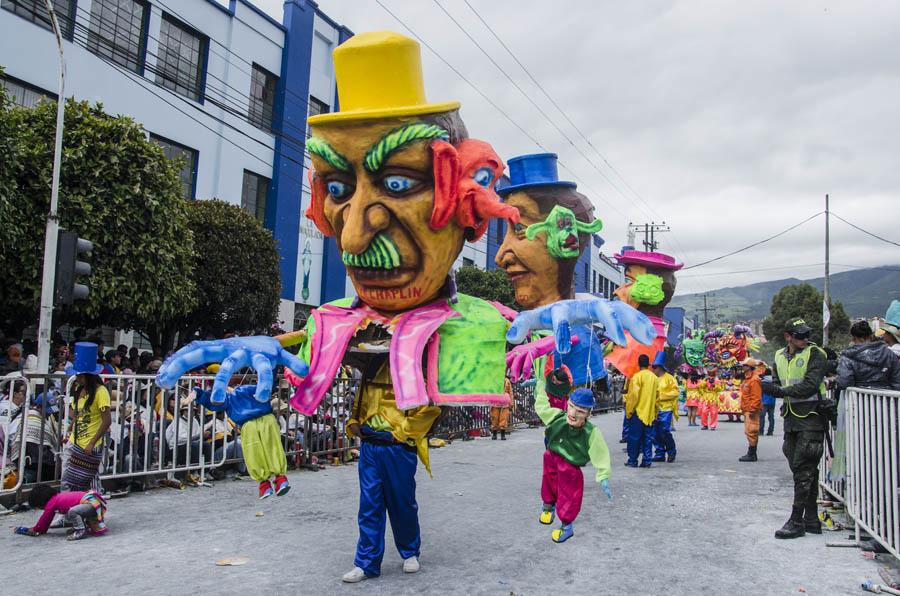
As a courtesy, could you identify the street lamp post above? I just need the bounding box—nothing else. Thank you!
[35,0,67,374]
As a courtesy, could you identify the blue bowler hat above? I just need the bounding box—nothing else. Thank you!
[652,351,668,370]
[65,342,104,376]
[570,388,595,409]
[496,153,577,196]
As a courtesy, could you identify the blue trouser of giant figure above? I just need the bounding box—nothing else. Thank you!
[652,410,676,459]
[355,440,420,577]
[625,416,654,465]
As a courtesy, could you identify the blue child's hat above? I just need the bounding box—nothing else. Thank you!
[496,153,577,196]
[652,351,667,370]
[64,342,104,376]
[569,388,595,409]
[886,300,900,328]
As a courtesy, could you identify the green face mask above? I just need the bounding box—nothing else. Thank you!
[629,273,665,305]
[525,205,603,259]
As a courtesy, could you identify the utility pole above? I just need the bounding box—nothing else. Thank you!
[36,0,66,375]
[628,221,670,252]
[823,194,831,346]
[698,293,716,328]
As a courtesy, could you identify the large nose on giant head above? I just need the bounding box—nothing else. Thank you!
[340,196,391,255]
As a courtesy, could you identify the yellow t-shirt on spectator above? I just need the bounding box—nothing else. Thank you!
[72,386,111,450]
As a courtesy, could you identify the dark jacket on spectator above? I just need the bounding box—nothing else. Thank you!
[836,342,900,391]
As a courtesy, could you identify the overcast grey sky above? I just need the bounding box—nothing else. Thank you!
[255,0,900,295]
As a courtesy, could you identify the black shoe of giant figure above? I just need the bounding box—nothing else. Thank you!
[804,519,822,534]
[492,432,497,440]
[775,519,806,539]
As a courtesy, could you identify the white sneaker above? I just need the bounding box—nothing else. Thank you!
[402,556,420,573]
[341,567,368,583]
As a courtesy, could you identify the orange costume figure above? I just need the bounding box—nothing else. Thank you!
[738,358,764,462]
[606,251,682,378]
[491,378,513,440]
[684,374,702,427]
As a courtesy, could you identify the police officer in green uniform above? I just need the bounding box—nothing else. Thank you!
[761,317,827,539]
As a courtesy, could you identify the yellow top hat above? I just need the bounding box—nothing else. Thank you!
[308,31,460,125]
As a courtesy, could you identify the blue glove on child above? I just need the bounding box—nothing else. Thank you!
[599,479,612,500]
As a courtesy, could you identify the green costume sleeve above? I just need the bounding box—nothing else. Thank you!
[533,356,557,426]
[588,426,612,483]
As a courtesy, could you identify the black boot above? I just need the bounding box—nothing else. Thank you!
[491,431,497,440]
[775,507,806,539]
[500,431,506,441]
[738,446,758,462]
[804,491,822,534]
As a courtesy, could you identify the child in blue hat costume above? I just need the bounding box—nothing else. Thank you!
[651,351,678,463]
[61,342,111,492]
[534,371,612,543]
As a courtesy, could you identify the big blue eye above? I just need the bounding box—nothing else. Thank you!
[473,166,494,188]
[326,180,352,200]
[383,175,417,194]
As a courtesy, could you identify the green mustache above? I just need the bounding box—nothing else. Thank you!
[342,233,402,269]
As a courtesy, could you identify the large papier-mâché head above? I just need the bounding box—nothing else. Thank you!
[305,31,517,312]
[612,251,682,319]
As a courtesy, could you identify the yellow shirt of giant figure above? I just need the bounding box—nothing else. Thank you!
[625,368,660,426]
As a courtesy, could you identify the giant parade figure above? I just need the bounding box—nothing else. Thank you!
[155,30,656,582]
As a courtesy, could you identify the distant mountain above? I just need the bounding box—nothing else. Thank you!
[670,266,900,323]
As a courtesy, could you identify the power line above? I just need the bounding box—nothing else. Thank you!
[832,212,900,249]
[373,0,628,221]
[431,0,639,222]
[680,262,825,278]
[682,211,824,270]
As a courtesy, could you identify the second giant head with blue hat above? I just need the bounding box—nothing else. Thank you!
[65,342,104,376]
[304,31,518,313]
[494,153,602,309]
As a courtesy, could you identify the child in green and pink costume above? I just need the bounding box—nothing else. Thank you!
[536,376,612,543]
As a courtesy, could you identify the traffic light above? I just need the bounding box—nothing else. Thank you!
[54,229,93,306]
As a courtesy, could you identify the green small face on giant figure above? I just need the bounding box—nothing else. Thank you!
[683,331,705,367]
[525,205,602,259]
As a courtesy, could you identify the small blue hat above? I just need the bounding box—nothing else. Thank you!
[64,342,104,376]
[569,388,595,409]
[652,351,668,370]
[496,153,577,196]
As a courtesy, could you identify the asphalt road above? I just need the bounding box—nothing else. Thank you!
[1,412,882,595]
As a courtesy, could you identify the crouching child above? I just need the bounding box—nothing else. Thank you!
[14,484,107,541]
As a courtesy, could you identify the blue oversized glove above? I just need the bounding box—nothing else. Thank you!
[507,298,657,354]
[155,336,309,404]
[599,478,612,500]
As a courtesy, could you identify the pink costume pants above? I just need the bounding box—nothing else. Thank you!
[541,450,584,525]
[700,401,718,429]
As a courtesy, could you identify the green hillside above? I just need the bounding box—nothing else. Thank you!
[671,266,900,323]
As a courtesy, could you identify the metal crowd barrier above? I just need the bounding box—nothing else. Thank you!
[1,369,622,499]
[820,387,899,561]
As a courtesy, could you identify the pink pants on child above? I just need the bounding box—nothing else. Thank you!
[541,450,584,525]
[700,402,718,429]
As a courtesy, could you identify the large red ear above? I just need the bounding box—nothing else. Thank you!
[305,168,335,237]
[429,140,460,230]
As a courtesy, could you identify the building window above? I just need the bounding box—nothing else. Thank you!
[248,64,277,132]
[155,14,207,102]
[242,170,270,224]
[307,96,329,137]
[87,0,149,74]
[462,257,474,268]
[150,134,198,199]
[0,74,55,107]
[2,0,75,39]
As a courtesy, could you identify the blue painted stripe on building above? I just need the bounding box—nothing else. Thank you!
[486,218,506,270]
[268,0,315,301]
[319,24,354,304]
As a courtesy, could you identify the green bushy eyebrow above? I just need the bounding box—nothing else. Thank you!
[364,122,449,173]
[307,137,352,172]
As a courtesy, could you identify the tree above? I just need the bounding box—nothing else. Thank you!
[455,266,518,310]
[0,98,196,342]
[172,199,281,344]
[762,283,850,349]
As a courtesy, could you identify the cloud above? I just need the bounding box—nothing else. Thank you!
[254,0,900,294]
